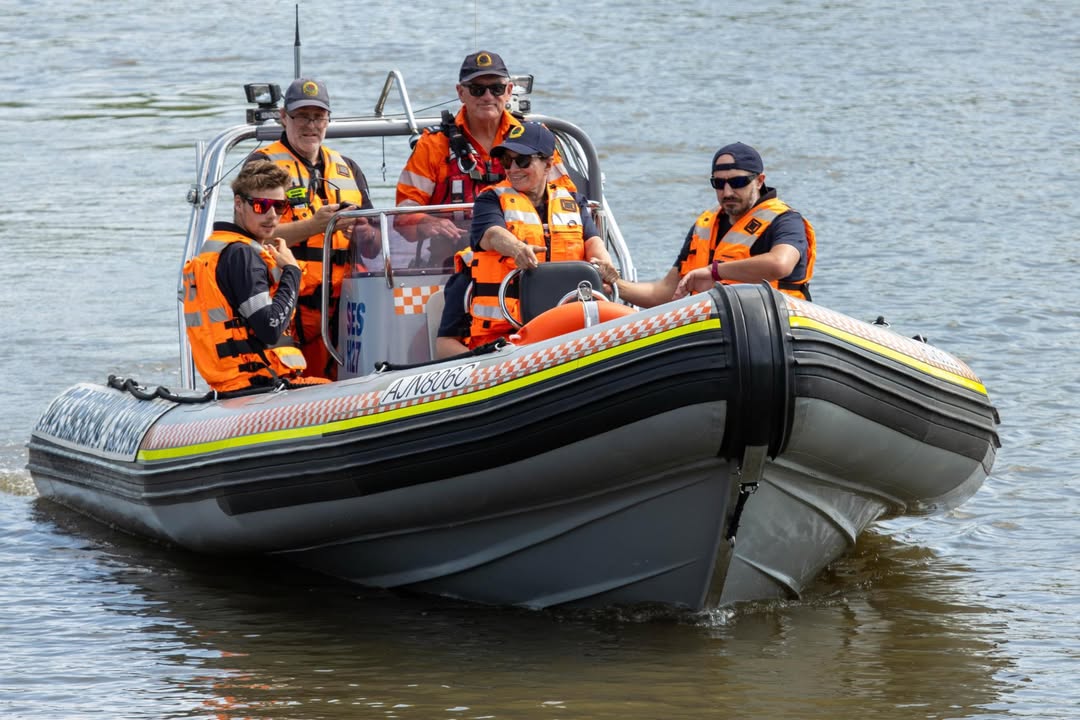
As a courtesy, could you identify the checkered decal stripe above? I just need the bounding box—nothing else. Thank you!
[141,299,716,452]
[393,285,441,315]
[783,295,981,381]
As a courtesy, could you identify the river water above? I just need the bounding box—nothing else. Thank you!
[2,1,1078,718]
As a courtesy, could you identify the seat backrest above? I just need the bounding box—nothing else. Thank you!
[518,261,605,324]
[426,289,445,360]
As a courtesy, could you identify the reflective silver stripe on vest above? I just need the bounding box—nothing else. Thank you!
[200,239,231,255]
[502,207,542,224]
[693,208,719,244]
[275,351,307,369]
[183,271,198,301]
[547,187,579,223]
[398,169,436,196]
[492,185,544,226]
[207,307,230,324]
[549,205,580,227]
[472,304,504,320]
[184,305,229,327]
[259,149,296,164]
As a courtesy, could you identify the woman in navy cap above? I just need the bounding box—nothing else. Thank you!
[435,122,618,357]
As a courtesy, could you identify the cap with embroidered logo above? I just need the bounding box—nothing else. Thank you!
[493,121,556,158]
[459,51,510,84]
[284,78,330,113]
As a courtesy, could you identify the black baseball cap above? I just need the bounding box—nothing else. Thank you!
[712,142,763,174]
[459,51,510,83]
[493,121,556,158]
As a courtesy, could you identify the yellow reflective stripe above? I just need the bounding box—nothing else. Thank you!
[787,315,988,395]
[136,316,722,462]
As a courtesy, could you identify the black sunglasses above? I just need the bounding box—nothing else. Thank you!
[710,174,759,190]
[467,83,507,97]
[241,195,290,214]
[499,153,542,169]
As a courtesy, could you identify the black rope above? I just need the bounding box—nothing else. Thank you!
[725,482,759,541]
[106,374,285,404]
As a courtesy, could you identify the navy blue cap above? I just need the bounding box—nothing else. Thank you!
[459,51,510,83]
[494,121,556,158]
[712,142,763,174]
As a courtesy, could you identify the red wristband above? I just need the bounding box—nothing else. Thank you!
[710,259,721,282]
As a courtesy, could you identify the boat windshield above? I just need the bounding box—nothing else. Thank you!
[333,204,473,280]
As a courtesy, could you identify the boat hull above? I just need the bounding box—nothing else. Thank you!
[27,285,999,611]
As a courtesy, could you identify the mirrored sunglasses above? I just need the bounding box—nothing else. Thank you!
[467,83,507,97]
[710,174,759,190]
[241,195,290,214]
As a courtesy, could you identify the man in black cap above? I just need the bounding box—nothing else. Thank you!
[247,77,374,379]
[617,142,816,306]
[395,51,575,260]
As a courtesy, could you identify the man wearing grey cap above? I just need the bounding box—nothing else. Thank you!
[395,51,574,256]
[617,142,816,306]
[248,77,374,379]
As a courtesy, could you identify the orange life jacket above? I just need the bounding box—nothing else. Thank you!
[457,182,587,346]
[397,109,578,208]
[253,141,366,343]
[181,229,308,392]
[680,198,816,299]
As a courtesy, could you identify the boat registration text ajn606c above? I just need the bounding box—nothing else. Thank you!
[378,363,478,405]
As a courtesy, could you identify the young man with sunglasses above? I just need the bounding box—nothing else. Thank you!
[395,51,574,261]
[247,78,374,379]
[182,161,328,392]
[618,142,816,307]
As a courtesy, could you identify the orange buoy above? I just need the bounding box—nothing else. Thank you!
[510,301,637,345]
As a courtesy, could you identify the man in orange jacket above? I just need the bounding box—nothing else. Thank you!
[395,51,573,268]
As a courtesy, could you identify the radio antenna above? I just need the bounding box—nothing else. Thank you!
[293,4,301,79]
